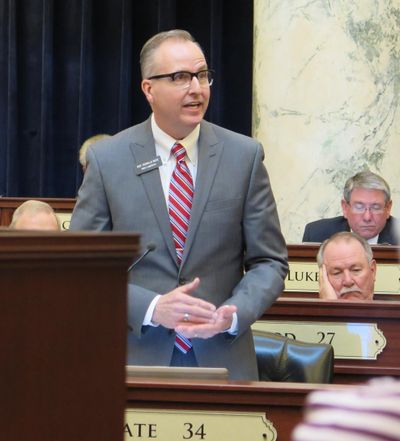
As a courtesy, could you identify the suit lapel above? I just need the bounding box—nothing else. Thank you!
[127,120,224,269]
[181,122,224,265]
[128,120,178,265]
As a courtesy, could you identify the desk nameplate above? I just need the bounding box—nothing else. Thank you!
[252,320,386,360]
[55,212,72,231]
[285,261,400,295]
[125,409,277,441]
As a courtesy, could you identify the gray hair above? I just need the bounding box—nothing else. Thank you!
[10,200,60,230]
[316,231,373,267]
[140,29,201,79]
[343,170,391,204]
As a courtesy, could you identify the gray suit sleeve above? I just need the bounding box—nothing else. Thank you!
[229,143,288,334]
[70,145,159,332]
[70,147,112,231]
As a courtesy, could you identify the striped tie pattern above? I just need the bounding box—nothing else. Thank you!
[168,143,194,354]
[168,143,194,263]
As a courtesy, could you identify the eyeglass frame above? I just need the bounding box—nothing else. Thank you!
[147,69,215,87]
[347,201,388,214]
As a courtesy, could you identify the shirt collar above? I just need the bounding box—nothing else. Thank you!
[367,234,379,245]
[151,114,199,165]
[350,228,379,244]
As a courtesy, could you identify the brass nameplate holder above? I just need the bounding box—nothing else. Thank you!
[285,261,400,295]
[124,409,277,441]
[252,320,386,360]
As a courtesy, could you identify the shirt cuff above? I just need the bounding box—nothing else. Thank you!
[143,295,161,327]
[226,312,238,335]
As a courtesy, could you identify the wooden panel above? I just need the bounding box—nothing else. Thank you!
[287,243,400,263]
[126,378,350,441]
[0,197,76,227]
[260,297,400,383]
[0,231,139,441]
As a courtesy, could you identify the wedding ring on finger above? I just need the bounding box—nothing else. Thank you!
[183,313,190,322]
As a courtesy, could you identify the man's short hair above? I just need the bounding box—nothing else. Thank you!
[79,134,110,169]
[343,170,391,204]
[140,29,200,79]
[316,231,373,267]
[10,200,60,230]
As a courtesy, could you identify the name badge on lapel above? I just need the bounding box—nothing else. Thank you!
[135,156,163,175]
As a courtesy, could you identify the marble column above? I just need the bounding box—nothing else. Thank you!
[253,0,400,243]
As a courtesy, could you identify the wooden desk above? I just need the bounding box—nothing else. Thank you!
[0,197,75,228]
[287,243,400,263]
[0,231,139,441]
[257,297,400,383]
[126,378,349,441]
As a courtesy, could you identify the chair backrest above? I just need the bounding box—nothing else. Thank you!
[253,331,334,383]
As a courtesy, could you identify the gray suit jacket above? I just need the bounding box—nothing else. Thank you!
[70,118,288,380]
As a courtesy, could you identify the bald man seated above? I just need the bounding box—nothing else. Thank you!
[316,231,376,301]
[10,200,60,231]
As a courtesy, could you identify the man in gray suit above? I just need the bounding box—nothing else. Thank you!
[70,30,288,380]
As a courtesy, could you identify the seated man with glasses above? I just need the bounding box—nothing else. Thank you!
[303,170,399,245]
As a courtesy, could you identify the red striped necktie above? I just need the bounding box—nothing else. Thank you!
[168,143,194,354]
[168,143,194,263]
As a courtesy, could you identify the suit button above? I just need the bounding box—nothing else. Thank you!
[179,277,187,286]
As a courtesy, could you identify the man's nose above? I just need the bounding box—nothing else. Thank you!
[362,208,372,221]
[342,270,354,286]
[188,75,201,92]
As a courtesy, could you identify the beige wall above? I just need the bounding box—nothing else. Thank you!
[253,0,400,243]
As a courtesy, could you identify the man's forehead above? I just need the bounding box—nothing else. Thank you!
[156,39,205,59]
[151,42,207,76]
[324,239,366,264]
[349,187,386,202]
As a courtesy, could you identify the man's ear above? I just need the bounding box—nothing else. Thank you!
[341,198,349,219]
[385,200,392,219]
[370,259,377,281]
[141,79,153,104]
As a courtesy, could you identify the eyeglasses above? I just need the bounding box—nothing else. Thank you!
[147,69,214,88]
[349,202,386,214]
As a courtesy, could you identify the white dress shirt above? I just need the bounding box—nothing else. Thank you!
[143,114,238,335]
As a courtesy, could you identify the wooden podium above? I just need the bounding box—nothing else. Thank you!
[0,231,139,441]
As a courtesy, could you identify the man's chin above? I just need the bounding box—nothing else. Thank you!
[355,227,378,240]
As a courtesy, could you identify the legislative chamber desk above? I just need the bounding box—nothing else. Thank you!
[0,231,139,441]
[0,197,75,229]
[287,243,399,263]
[254,297,400,383]
[285,243,399,299]
[125,377,350,441]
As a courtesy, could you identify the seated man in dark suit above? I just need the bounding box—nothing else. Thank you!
[303,170,399,245]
